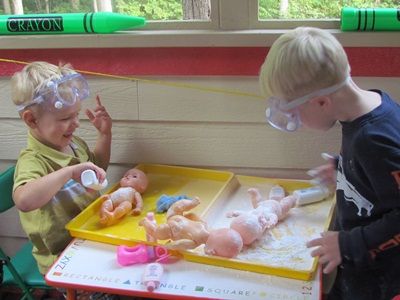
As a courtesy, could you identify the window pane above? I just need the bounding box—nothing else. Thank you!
[115,0,184,20]
[259,0,400,19]
[0,0,211,21]
[117,0,211,21]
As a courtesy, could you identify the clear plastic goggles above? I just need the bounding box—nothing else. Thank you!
[265,77,350,132]
[17,73,89,112]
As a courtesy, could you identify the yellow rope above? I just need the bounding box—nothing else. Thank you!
[0,57,264,100]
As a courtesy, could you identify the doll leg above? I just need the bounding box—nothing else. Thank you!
[113,201,133,220]
[278,195,297,220]
[139,219,172,241]
[99,198,114,224]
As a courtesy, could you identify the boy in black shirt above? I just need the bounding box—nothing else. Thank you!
[259,27,400,300]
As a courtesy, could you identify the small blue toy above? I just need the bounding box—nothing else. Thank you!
[156,194,191,213]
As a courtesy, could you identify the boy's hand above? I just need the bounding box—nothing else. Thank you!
[69,162,107,185]
[86,95,112,135]
[307,153,337,191]
[306,231,341,274]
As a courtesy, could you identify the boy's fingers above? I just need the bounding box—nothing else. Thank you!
[307,169,318,177]
[306,237,322,248]
[310,178,323,185]
[96,95,102,106]
[323,261,336,274]
[85,109,95,121]
[321,152,335,161]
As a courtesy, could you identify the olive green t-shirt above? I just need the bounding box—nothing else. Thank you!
[14,131,100,274]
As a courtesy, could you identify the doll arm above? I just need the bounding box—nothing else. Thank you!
[258,213,278,229]
[131,191,144,216]
[248,187,264,208]
[166,197,200,219]
[165,239,199,251]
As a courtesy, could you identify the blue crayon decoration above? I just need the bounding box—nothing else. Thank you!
[156,194,191,213]
[0,12,146,35]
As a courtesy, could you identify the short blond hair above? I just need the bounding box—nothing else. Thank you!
[10,61,76,109]
[259,27,350,101]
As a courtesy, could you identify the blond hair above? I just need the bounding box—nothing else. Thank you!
[259,27,350,101]
[10,61,76,109]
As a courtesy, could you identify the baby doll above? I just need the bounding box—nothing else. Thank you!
[140,198,244,258]
[99,168,148,226]
[139,197,210,250]
[226,188,297,245]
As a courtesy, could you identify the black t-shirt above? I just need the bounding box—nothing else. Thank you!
[336,90,400,269]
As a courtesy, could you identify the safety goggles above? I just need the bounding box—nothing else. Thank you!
[17,73,89,112]
[265,77,350,132]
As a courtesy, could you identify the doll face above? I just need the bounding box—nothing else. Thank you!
[119,168,148,193]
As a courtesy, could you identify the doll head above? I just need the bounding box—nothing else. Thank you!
[230,213,263,245]
[204,228,243,258]
[120,168,148,193]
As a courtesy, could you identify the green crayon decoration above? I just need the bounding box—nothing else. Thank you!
[0,12,146,35]
[341,7,400,31]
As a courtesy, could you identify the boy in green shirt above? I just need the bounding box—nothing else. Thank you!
[11,61,112,275]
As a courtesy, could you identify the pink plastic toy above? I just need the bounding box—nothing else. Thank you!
[117,244,169,266]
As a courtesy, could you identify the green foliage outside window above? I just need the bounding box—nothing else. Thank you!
[1,0,400,20]
[115,0,182,20]
[0,0,183,20]
[259,0,400,19]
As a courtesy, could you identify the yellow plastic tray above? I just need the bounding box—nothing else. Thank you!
[66,164,234,246]
[67,165,334,281]
[183,175,335,281]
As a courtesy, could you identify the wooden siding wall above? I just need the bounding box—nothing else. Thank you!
[1,74,400,256]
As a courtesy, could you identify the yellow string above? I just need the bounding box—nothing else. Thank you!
[0,57,264,100]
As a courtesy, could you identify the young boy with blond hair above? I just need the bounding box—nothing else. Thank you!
[259,27,400,299]
[11,61,112,276]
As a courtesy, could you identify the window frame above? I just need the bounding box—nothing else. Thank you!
[0,0,400,48]
[141,0,341,30]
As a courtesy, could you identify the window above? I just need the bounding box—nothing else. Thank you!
[259,0,400,19]
[0,0,211,21]
[1,0,399,30]
[0,0,216,29]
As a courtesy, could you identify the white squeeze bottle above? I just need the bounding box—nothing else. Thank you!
[293,186,330,206]
[80,169,108,190]
[143,262,164,292]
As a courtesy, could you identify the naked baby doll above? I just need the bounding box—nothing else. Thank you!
[227,188,297,245]
[139,197,210,250]
[140,198,244,258]
[99,168,148,226]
